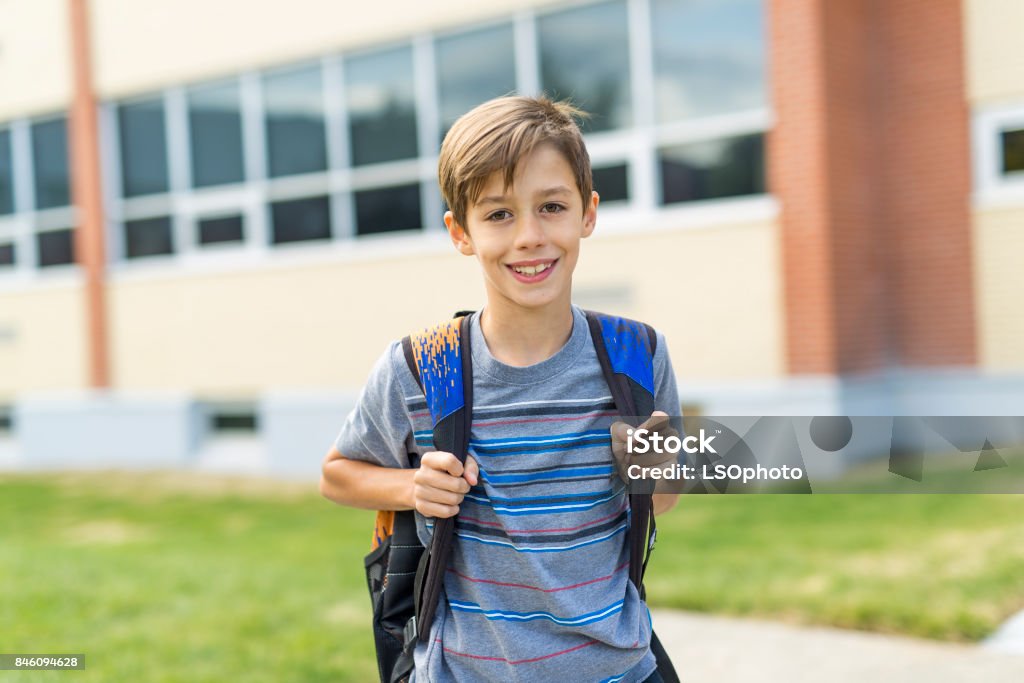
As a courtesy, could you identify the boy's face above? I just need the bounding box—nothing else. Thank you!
[445,143,598,315]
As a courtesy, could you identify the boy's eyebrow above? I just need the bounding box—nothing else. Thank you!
[475,186,574,207]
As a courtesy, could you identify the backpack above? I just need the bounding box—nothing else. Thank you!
[363,310,680,683]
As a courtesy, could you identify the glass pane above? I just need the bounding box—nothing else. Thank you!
[189,81,245,187]
[198,214,245,245]
[651,0,766,122]
[436,25,516,138]
[31,117,71,209]
[37,228,74,267]
[119,98,170,197]
[1003,128,1024,174]
[270,195,331,244]
[0,242,14,266]
[659,133,764,204]
[0,128,13,215]
[593,164,629,202]
[347,46,419,166]
[264,65,327,177]
[125,216,174,258]
[538,0,631,133]
[355,183,421,235]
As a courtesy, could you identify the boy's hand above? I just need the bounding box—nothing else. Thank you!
[610,411,679,489]
[412,452,479,519]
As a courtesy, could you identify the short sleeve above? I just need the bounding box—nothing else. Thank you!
[333,341,416,469]
[652,329,682,418]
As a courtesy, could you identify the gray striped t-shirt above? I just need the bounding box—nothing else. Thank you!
[335,305,680,683]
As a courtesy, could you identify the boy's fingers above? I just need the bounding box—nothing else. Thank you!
[415,466,471,494]
[464,456,479,487]
[422,450,464,478]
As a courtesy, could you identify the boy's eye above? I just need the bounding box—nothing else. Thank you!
[487,210,511,222]
[541,203,566,213]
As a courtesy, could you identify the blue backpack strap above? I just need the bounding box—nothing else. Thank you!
[400,312,475,648]
[584,310,657,420]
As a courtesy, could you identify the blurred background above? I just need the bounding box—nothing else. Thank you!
[1,1,1023,680]
[0,0,1023,475]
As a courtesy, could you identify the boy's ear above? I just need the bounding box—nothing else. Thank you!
[445,211,475,256]
[582,190,599,239]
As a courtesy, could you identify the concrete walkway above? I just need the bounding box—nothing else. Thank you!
[651,609,1024,682]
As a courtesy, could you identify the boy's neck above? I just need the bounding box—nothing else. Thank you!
[479,299,575,368]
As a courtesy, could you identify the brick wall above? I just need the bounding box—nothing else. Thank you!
[769,0,976,375]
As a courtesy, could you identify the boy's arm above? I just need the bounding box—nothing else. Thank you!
[320,445,481,518]
[653,328,682,517]
[319,445,416,511]
[653,493,679,515]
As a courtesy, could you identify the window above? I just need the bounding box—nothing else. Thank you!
[31,117,70,209]
[592,164,629,203]
[270,195,331,244]
[436,24,516,137]
[0,128,13,215]
[188,80,245,188]
[650,0,766,122]
[355,184,421,235]
[538,0,631,133]
[0,242,14,267]
[125,216,174,259]
[198,214,245,245]
[1003,128,1024,174]
[347,46,419,166]
[119,98,170,197]
[37,228,74,267]
[660,133,765,204]
[264,65,328,178]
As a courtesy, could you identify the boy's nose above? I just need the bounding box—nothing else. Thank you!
[514,215,548,249]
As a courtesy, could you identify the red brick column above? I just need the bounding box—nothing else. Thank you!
[768,0,975,376]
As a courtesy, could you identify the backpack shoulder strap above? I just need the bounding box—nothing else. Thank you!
[584,310,659,593]
[399,312,475,646]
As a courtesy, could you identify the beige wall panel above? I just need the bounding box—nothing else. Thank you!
[109,249,485,396]
[0,284,87,397]
[0,0,72,120]
[110,219,785,396]
[92,0,564,98]
[974,206,1024,371]
[577,220,786,381]
[964,0,1024,105]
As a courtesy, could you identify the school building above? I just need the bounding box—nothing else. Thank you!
[0,0,1022,475]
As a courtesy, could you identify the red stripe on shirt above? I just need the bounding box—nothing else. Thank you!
[446,561,629,593]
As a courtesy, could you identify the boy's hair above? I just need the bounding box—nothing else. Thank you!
[438,95,593,229]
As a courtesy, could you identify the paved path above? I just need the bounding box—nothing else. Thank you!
[651,609,1024,682]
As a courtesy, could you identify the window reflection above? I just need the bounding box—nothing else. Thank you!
[198,214,245,245]
[119,99,170,197]
[0,128,13,215]
[32,117,71,209]
[264,66,328,177]
[355,183,421,235]
[436,25,516,139]
[188,80,245,188]
[650,0,765,122]
[125,216,174,258]
[538,0,631,133]
[660,133,764,203]
[37,228,74,267]
[0,242,15,266]
[347,46,419,166]
[270,195,331,243]
[592,164,629,203]
[1003,129,1024,174]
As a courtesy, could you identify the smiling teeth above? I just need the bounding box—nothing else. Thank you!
[512,263,552,276]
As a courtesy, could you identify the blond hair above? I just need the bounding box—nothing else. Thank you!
[438,95,592,228]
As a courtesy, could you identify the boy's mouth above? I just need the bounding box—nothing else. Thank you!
[506,258,558,283]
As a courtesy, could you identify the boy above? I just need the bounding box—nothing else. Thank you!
[320,96,680,683]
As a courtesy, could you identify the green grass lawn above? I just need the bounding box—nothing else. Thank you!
[1,470,1022,681]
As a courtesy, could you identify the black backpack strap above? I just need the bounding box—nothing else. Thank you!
[400,312,475,647]
[586,310,679,682]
